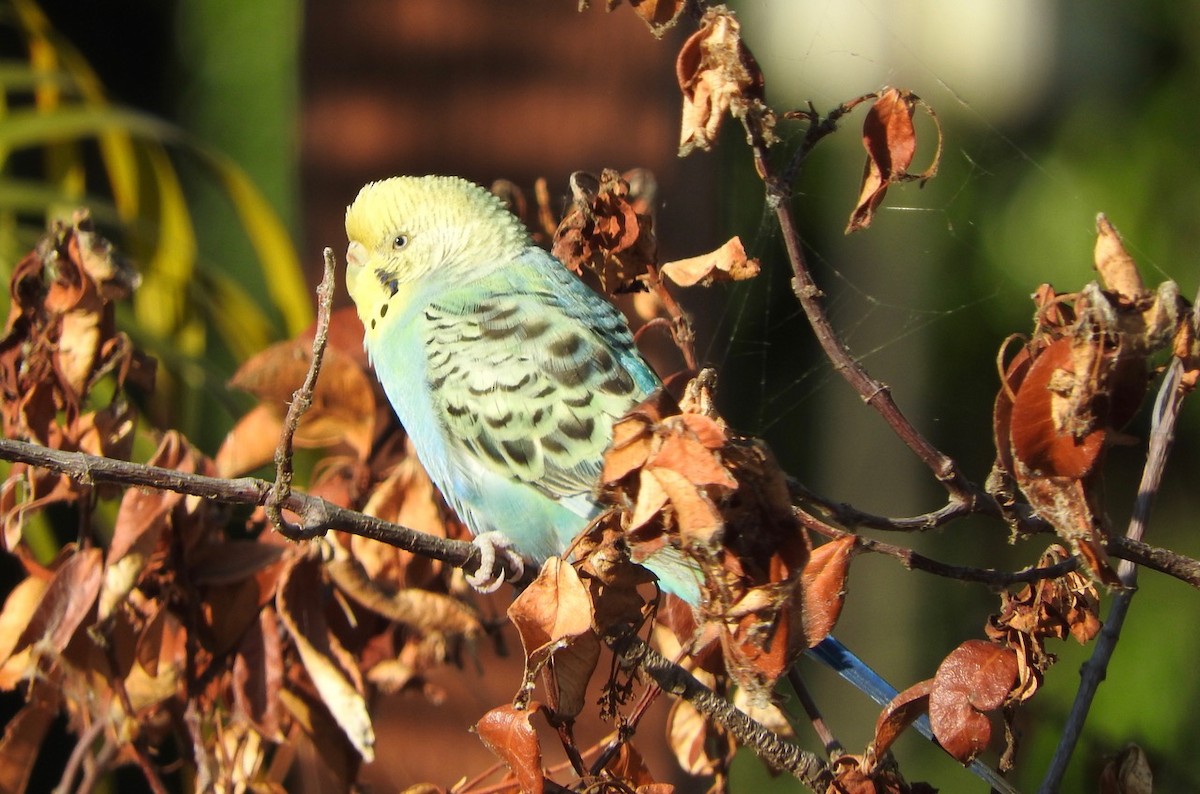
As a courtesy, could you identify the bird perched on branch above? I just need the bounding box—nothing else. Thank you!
[343,175,1014,792]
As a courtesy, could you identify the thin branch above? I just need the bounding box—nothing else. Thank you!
[793,504,1079,587]
[1107,535,1200,588]
[605,627,832,791]
[742,112,991,510]
[1039,306,1194,792]
[0,436,483,573]
[265,247,338,537]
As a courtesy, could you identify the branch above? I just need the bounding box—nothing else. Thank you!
[0,436,482,573]
[605,627,832,791]
[793,504,1079,587]
[1107,535,1200,589]
[741,112,992,510]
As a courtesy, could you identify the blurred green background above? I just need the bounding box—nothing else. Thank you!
[1,0,1199,792]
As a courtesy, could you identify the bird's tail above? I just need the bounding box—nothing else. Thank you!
[807,635,1022,794]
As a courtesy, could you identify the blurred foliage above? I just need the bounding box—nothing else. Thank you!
[0,0,308,449]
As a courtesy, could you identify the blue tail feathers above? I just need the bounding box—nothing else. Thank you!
[806,635,1021,794]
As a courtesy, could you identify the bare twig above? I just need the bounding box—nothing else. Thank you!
[1107,535,1200,588]
[0,436,482,572]
[741,111,992,512]
[265,247,337,537]
[1038,299,1195,792]
[793,504,1079,587]
[605,627,832,791]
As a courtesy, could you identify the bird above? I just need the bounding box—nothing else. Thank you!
[344,175,1016,792]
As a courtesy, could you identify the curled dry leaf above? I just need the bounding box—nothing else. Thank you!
[507,557,599,719]
[1099,744,1154,794]
[552,169,658,295]
[0,681,59,794]
[676,5,775,156]
[826,755,919,794]
[600,0,687,38]
[601,375,812,699]
[222,307,376,469]
[660,237,760,287]
[16,546,104,657]
[277,558,376,762]
[985,544,1101,701]
[800,535,856,647]
[666,696,733,777]
[0,576,50,689]
[475,703,546,794]
[873,679,934,758]
[846,87,942,234]
[928,640,1018,764]
[325,547,481,639]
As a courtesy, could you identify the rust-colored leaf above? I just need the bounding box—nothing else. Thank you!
[928,640,1018,763]
[1094,214,1145,300]
[649,430,736,489]
[873,678,933,757]
[508,557,594,650]
[801,536,856,647]
[676,6,775,156]
[660,237,760,287]
[647,467,724,544]
[507,558,599,718]
[666,697,730,776]
[552,169,657,295]
[0,575,49,687]
[1009,338,1105,478]
[0,684,59,794]
[233,606,284,739]
[846,87,941,233]
[16,546,103,656]
[278,558,375,761]
[227,339,375,463]
[602,0,686,38]
[475,704,546,794]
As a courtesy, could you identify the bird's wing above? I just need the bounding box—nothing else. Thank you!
[422,252,658,502]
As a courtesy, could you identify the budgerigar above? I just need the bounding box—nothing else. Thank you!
[344,175,1015,792]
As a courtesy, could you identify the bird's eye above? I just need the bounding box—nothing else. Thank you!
[392,234,409,250]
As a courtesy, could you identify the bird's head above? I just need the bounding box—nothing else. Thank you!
[344,175,530,330]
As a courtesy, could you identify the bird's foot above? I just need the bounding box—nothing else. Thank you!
[467,531,526,593]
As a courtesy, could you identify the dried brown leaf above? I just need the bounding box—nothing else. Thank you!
[17,546,103,656]
[666,697,730,776]
[234,606,284,739]
[846,87,940,234]
[604,0,686,38]
[929,640,1018,763]
[801,536,855,647]
[278,559,375,761]
[660,237,760,287]
[1100,744,1154,794]
[0,684,59,794]
[676,6,775,156]
[873,678,933,757]
[475,704,546,794]
[552,169,657,295]
[507,558,599,718]
[1094,214,1145,300]
[228,339,375,462]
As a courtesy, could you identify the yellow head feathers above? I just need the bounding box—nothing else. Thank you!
[345,175,529,279]
[344,175,532,337]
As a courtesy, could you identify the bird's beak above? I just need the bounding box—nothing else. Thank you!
[346,241,367,268]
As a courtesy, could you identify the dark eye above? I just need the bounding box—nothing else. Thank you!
[392,234,409,250]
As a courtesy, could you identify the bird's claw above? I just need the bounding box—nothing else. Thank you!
[467,531,526,593]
